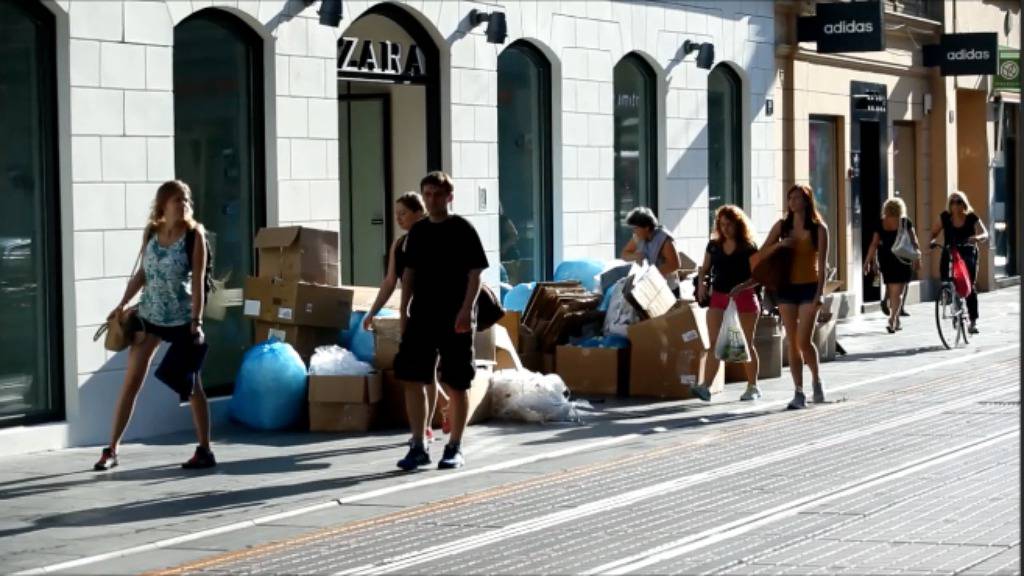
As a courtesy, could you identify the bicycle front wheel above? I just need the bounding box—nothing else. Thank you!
[935,286,955,350]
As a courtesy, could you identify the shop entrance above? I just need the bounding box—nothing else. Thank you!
[339,95,390,284]
[336,4,440,286]
[850,82,889,305]
[994,102,1018,278]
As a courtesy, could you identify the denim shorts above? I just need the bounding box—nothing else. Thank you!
[776,282,818,305]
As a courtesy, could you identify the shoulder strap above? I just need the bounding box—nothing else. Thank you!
[185,227,196,268]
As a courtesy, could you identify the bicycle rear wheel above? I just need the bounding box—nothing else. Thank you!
[935,286,955,350]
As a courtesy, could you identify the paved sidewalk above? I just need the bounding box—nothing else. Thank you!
[0,287,1018,574]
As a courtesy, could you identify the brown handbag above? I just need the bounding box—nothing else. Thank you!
[93,307,138,352]
[93,234,147,352]
[750,246,792,292]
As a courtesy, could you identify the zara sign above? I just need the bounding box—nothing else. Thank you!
[337,37,427,81]
[797,1,884,54]
[923,33,999,76]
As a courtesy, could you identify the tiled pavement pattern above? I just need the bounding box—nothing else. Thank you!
[154,357,1020,575]
[2,287,1019,575]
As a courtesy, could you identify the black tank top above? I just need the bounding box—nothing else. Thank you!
[394,234,409,278]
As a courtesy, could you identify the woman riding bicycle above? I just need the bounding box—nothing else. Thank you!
[928,191,988,334]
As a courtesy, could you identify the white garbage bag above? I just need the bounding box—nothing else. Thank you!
[714,300,750,363]
[490,370,592,423]
[602,277,640,337]
[309,345,373,376]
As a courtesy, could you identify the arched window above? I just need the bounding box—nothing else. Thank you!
[0,0,63,425]
[707,64,743,226]
[613,54,658,253]
[498,42,553,285]
[174,10,265,395]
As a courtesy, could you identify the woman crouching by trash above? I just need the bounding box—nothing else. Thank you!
[94,180,215,471]
[691,205,762,402]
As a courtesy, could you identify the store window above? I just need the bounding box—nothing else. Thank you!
[809,116,840,273]
[613,54,658,254]
[707,64,743,226]
[892,121,917,224]
[174,10,265,395]
[0,0,63,426]
[498,42,552,285]
[993,103,1018,277]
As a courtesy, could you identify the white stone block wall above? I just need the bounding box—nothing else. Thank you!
[61,0,340,446]
[13,0,777,453]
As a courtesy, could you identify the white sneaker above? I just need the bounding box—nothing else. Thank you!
[740,386,762,401]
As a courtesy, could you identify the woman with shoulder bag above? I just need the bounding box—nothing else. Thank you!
[691,205,762,402]
[864,198,920,334]
[93,180,215,471]
[928,191,988,334]
[757,184,829,410]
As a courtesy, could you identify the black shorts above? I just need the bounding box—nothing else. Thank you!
[394,316,475,390]
[776,282,818,305]
[134,316,193,343]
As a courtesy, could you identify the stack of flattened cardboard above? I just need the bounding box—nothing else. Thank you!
[518,282,602,373]
[242,226,353,361]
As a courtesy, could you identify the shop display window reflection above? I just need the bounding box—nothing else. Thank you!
[498,42,552,286]
[614,54,657,254]
[0,0,62,426]
[174,10,265,396]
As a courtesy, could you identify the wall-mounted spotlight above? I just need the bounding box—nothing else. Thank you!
[682,39,715,70]
[318,0,342,27]
[469,9,508,44]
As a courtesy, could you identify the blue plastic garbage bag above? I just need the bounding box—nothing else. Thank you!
[503,282,536,312]
[598,283,616,312]
[554,260,604,291]
[339,311,364,349]
[229,339,307,430]
[351,308,398,363]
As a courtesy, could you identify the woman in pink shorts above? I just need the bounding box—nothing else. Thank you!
[691,205,762,402]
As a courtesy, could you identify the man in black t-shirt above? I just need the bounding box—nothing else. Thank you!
[394,171,489,471]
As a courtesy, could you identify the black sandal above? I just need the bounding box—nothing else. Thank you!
[93,447,118,471]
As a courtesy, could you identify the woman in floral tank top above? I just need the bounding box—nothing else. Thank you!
[93,180,215,471]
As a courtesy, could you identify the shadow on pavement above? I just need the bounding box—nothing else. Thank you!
[833,344,947,362]
[0,467,404,539]
[0,442,407,501]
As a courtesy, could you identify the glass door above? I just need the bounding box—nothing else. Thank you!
[339,95,390,286]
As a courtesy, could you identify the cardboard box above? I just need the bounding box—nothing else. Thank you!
[496,311,521,351]
[255,226,339,285]
[475,328,496,363]
[253,321,338,360]
[309,403,378,432]
[623,265,678,320]
[243,276,353,329]
[381,366,493,429]
[627,301,724,399]
[349,285,402,312]
[556,345,628,396]
[308,372,383,404]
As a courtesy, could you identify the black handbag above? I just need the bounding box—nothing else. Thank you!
[475,284,505,332]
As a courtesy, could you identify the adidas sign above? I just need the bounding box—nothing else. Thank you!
[947,49,991,62]
[823,20,874,35]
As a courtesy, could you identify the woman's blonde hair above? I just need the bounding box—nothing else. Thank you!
[882,197,906,219]
[947,190,974,214]
[147,180,198,233]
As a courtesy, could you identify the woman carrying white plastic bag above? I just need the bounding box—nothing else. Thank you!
[691,206,762,402]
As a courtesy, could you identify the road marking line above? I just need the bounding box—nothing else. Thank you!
[332,383,1019,575]
[17,345,1018,575]
[586,426,1021,575]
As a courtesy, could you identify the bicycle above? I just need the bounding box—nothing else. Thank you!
[931,242,971,349]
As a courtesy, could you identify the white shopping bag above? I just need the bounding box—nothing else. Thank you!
[714,300,750,363]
